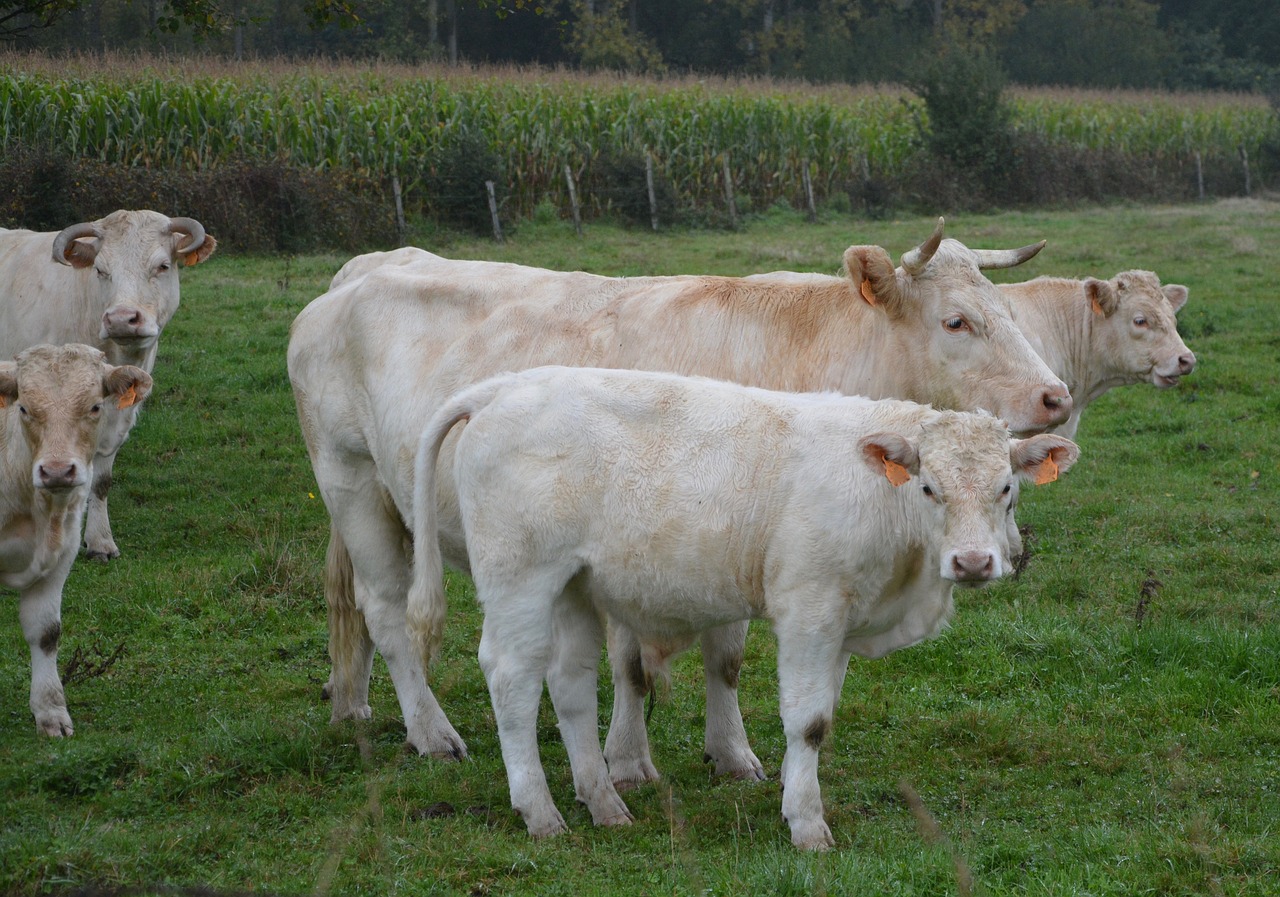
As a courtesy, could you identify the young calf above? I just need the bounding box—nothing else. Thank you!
[1,344,151,736]
[406,366,1079,849]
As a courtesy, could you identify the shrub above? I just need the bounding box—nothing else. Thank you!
[419,133,507,236]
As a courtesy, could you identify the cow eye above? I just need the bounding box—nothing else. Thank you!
[943,316,970,333]
[90,402,103,414]
[1001,484,1011,496]
[922,484,934,497]
[1133,316,1148,328]
[17,404,28,416]
[94,266,109,280]
[157,261,171,274]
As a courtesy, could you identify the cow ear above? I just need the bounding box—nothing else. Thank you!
[0,363,16,408]
[60,238,100,270]
[860,433,919,486]
[179,234,218,267]
[1010,434,1080,485]
[1085,278,1119,317]
[844,246,900,313]
[1163,283,1189,313]
[104,365,153,410]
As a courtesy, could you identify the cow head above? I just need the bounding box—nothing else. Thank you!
[0,344,152,494]
[50,210,217,363]
[843,218,1072,435]
[1085,271,1196,389]
[860,411,1079,584]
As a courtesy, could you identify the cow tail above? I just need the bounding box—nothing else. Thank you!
[324,524,369,702]
[406,379,506,671]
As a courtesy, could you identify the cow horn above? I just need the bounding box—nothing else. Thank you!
[50,222,101,266]
[168,217,207,255]
[972,240,1047,270]
[899,217,946,276]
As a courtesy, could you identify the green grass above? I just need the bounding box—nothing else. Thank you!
[2,199,1279,895]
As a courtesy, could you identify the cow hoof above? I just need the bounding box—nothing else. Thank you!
[789,819,835,851]
[36,712,74,738]
[83,547,119,563]
[607,758,661,790]
[524,810,569,839]
[705,751,767,782]
[415,730,468,761]
[329,704,372,724]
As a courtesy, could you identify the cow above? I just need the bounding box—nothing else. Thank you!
[404,366,1081,848]
[999,271,1196,439]
[0,210,216,560]
[1,344,152,736]
[287,218,1071,770]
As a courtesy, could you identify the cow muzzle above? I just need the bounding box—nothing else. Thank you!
[1153,352,1196,388]
[943,548,1001,585]
[100,306,159,343]
[35,458,87,492]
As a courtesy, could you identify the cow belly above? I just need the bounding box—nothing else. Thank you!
[580,566,758,640]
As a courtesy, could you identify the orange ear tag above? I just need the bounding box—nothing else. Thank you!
[859,279,878,306]
[117,385,138,409]
[884,457,911,486]
[1033,455,1059,485]
[0,395,7,408]
[1089,296,1104,315]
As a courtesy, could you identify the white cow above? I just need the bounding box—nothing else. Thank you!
[406,366,1081,848]
[1000,271,1196,439]
[288,218,1071,768]
[1,344,152,736]
[0,210,216,560]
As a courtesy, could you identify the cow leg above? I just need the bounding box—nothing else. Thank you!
[325,475,465,759]
[700,622,765,781]
[548,584,632,828]
[82,448,119,561]
[477,567,572,838]
[20,573,74,737]
[603,621,661,788]
[773,615,844,851]
[322,525,375,721]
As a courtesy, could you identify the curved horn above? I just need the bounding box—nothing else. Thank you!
[50,222,101,266]
[167,217,207,255]
[899,216,946,276]
[972,240,1046,270]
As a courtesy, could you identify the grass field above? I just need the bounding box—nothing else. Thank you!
[1,199,1278,896]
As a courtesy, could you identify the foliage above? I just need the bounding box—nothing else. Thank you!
[0,145,395,251]
[0,57,1275,232]
[906,46,1016,190]
[1,200,1279,895]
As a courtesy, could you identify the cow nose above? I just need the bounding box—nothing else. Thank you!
[950,550,996,582]
[38,460,79,489]
[102,306,145,338]
[1178,352,1196,374]
[1040,383,1073,422]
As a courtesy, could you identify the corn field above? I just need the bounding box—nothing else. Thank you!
[0,56,1275,220]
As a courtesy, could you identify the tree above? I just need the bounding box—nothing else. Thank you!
[1,0,358,41]
[1,0,80,39]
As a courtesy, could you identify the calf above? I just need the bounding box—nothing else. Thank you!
[1,344,151,736]
[406,366,1079,849]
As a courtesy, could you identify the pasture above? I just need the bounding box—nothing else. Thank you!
[1,199,1278,895]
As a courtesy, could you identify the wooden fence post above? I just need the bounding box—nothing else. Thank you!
[802,159,817,222]
[722,153,738,229]
[391,174,406,244]
[563,164,583,237]
[1194,152,1204,201]
[1240,146,1251,196]
[645,152,659,232]
[485,180,504,243]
